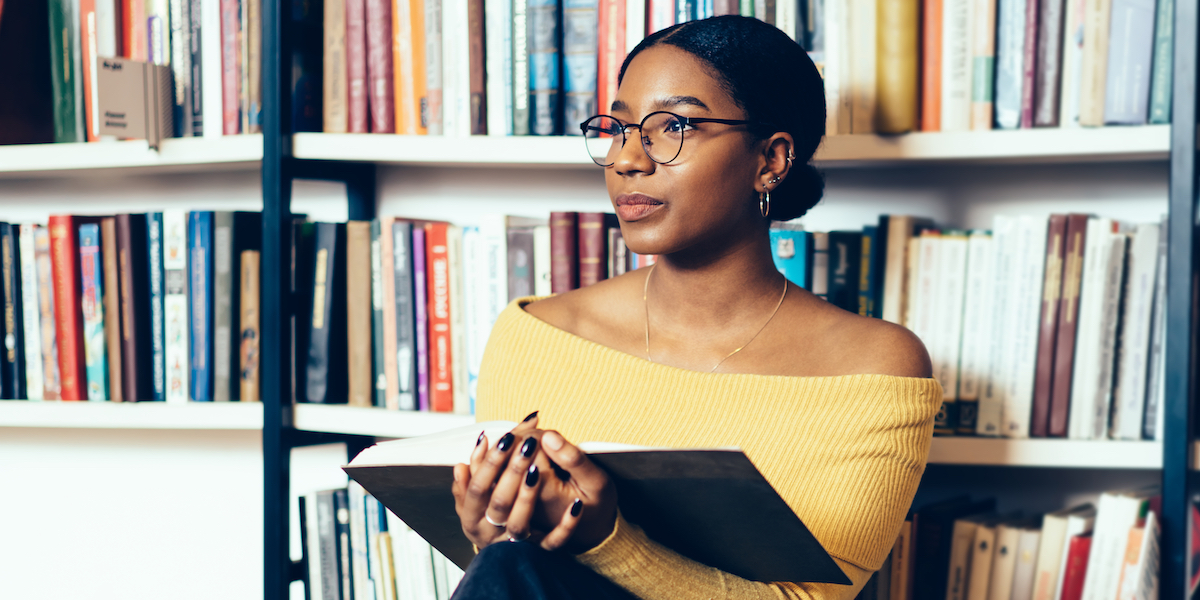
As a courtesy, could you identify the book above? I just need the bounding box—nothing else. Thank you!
[563,0,599,135]
[189,212,215,402]
[370,220,387,407]
[920,0,942,131]
[1060,533,1092,600]
[446,225,470,414]
[366,0,396,133]
[1018,0,1041,129]
[485,0,513,135]
[1111,223,1160,439]
[79,0,99,142]
[0,224,24,399]
[344,421,852,584]
[49,215,96,400]
[848,0,876,133]
[969,0,997,129]
[163,210,190,403]
[1113,509,1159,600]
[100,218,123,401]
[810,232,829,300]
[1059,0,1085,127]
[957,230,993,434]
[424,222,454,412]
[346,221,373,407]
[550,212,579,293]
[1080,487,1157,600]
[913,497,995,599]
[1102,0,1155,124]
[1011,524,1042,600]
[394,0,429,135]
[945,513,993,600]
[124,0,147,60]
[147,214,166,401]
[376,218,398,408]
[1068,219,1123,438]
[892,517,916,600]
[934,230,968,429]
[1077,0,1113,125]
[770,227,813,289]
[1031,0,1066,126]
[989,519,1022,600]
[412,226,431,411]
[578,213,608,288]
[18,225,43,400]
[305,222,348,404]
[966,516,998,599]
[1048,214,1088,437]
[116,214,151,401]
[881,216,931,325]
[1031,504,1095,600]
[48,0,84,143]
[346,0,367,133]
[994,0,1026,128]
[1142,217,1168,440]
[33,227,61,400]
[940,0,972,131]
[323,0,348,133]
[219,0,241,134]
[466,0,486,134]
[1147,0,1173,124]
[1031,214,1067,437]
[528,0,562,135]
[597,0,625,126]
[392,220,419,411]
[511,0,530,135]
[79,223,110,401]
[874,0,917,133]
[239,250,260,402]
[828,231,861,313]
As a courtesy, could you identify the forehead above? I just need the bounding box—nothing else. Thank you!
[613,45,743,117]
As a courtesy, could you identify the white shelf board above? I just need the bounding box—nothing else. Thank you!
[292,126,1169,169]
[292,404,476,438]
[927,437,1162,469]
[0,134,263,178]
[0,400,263,430]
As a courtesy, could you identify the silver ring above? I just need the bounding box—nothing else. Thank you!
[484,513,507,528]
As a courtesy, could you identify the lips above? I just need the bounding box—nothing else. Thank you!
[615,193,665,221]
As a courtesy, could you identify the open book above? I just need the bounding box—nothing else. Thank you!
[344,421,850,585]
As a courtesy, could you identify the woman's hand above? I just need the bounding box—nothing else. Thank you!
[528,429,620,554]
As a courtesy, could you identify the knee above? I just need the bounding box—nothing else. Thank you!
[472,539,546,571]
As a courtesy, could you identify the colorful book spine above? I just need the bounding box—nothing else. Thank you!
[163,211,189,403]
[347,0,370,133]
[378,218,399,409]
[147,0,171,64]
[34,229,62,400]
[676,0,697,23]
[370,220,388,407]
[940,0,972,131]
[512,0,530,134]
[920,0,943,131]
[1147,0,1173,124]
[48,0,84,143]
[424,0,444,135]
[100,219,123,401]
[649,0,675,33]
[597,0,626,120]
[188,211,214,402]
[78,224,109,401]
[393,221,418,411]
[970,0,997,129]
[147,214,166,401]
[1048,214,1088,436]
[564,0,599,135]
[0,226,23,399]
[125,0,148,60]
[246,0,264,132]
[170,0,193,137]
[412,226,431,411]
[425,223,454,412]
[19,226,44,400]
[1077,0,1113,126]
[770,228,812,289]
[395,0,429,134]
[876,0,919,133]
[219,0,241,134]
[239,249,260,402]
[80,0,99,142]
[49,216,87,400]
[858,225,876,317]
[529,0,562,135]
[577,213,607,287]
[1031,214,1068,437]
[447,225,470,414]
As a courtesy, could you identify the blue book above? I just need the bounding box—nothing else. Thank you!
[563,0,599,135]
[147,213,166,401]
[78,224,109,401]
[188,211,214,401]
[677,0,697,22]
[769,228,812,289]
[528,0,562,135]
[993,0,1026,129]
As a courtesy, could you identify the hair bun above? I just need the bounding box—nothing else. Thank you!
[771,162,824,222]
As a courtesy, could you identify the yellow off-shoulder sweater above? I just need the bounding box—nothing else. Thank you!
[475,299,943,600]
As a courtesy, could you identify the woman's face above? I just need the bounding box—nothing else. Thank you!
[605,45,766,258]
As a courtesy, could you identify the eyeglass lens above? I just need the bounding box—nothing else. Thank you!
[582,113,688,167]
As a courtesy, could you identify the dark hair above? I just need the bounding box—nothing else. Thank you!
[618,16,826,221]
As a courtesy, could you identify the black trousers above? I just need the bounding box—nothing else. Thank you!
[451,541,640,600]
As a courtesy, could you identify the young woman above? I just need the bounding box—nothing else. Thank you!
[449,15,941,600]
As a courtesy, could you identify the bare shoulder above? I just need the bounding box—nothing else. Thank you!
[836,310,933,378]
[522,270,646,344]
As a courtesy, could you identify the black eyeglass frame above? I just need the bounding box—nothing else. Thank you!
[579,111,771,167]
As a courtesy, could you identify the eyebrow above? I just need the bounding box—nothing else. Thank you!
[610,95,712,114]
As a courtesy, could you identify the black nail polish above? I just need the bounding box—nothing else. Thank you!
[570,498,583,517]
[520,437,538,458]
[523,410,539,422]
[476,431,485,446]
[496,432,515,452]
[525,465,539,486]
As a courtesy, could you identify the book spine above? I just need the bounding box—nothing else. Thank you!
[770,229,813,289]
[163,210,189,403]
[1085,232,1127,438]
[994,0,1026,129]
[424,0,444,134]
[379,218,400,409]
[305,223,347,403]
[1147,0,1173,124]
[858,226,875,316]
[810,232,829,299]
[957,231,994,433]
[19,226,44,400]
[412,226,430,411]
[577,213,607,287]
[347,222,373,407]
[211,213,233,401]
[1048,214,1088,436]
[609,227,627,278]
[78,223,109,401]
[534,225,552,296]
[1031,214,1067,437]
[920,0,942,131]
[124,0,147,60]
[440,0,462,137]
[1006,216,1050,438]
[100,218,124,401]
[347,0,370,133]
[470,218,509,413]
[370,220,388,407]
[236,250,259,402]
[1019,0,1041,128]
[247,0,263,132]
[393,0,422,134]
[1101,0,1156,124]
[939,0,971,131]
[189,212,213,402]
[48,217,86,400]
[1033,0,1066,126]
[529,0,562,135]
[48,0,84,143]
[938,232,968,430]
[550,212,579,292]
[969,0,997,129]
[848,0,876,134]
[597,0,626,125]
[189,0,204,135]
[1060,534,1092,600]
[828,232,861,313]
[324,0,348,133]
[33,229,62,400]
[447,225,470,414]
[148,215,166,402]
[563,0,599,136]
[219,0,241,134]
[512,0,530,134]
[467,0,487,135]
[507,229,537,301]
[1058,0,1084,127]
[124,214,153,401]
[147,0,171,64]
[1077,0,1112,125]
[978,215,1016,435]
[486,0,511,135]
[0,226,21,399]
[201,0,223,138]
[1142,220,1168,439]
[649,0,675,33]
[315,490,339,600]
[393,221,418,411]
[1111,223,1160,439]
[80,0,99,142]
[425,223,454,412]
[875,0,919,133]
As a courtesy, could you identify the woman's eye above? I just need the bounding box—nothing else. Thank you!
[663,118,690,133]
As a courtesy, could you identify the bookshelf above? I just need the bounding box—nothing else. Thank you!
[0,134,264,178]
[0,401,264,430]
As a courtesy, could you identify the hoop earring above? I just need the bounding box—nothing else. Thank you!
[760,190,771,218]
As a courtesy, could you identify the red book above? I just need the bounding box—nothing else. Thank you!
[920,0,942,131]
[550,212,579,293]
[346,0,368,133]
[1031,214,1067,437]
[1020,0,1042,128]
[467,0,486,134]
[80,0,98,141]
[597,0,626,117]
[220,0,241,134]
[1059,533,1092,600]
[424,222,454,413]
[1048,214,1089,436]
[577,213,608,288]
[365,0,395,133]
[48,216,98,400]
[124,0,147,61]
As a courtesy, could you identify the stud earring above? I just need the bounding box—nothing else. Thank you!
[768,175,781,185]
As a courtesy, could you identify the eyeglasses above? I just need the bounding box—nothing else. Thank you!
[580,111,763,167]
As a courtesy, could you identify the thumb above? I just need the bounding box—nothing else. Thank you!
[540,430,608,496]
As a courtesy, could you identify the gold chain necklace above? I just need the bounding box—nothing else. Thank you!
[642,264,789,373]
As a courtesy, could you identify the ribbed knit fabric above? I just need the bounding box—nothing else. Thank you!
[476,298,943,600]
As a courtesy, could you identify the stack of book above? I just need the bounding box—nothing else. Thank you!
[301,482,465,600]
[778,213,1167,441]
[867,489,1162,600]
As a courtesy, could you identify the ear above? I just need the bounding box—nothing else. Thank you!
[757,133,796,193]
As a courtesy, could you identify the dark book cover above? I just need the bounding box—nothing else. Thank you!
[147,213,167,401]
[116,214,152,401]
[370,219,386,408]
[298,495,312,600]
[315,489,340,600]
[1048,214,1088,436]
[550,212,578,293]
[293,220,317,404]
[347,0,369,134]
[0,224,25,399]
[912,496,996,600]
[333,488,354,600]
[0,0,53,145]
[1032,0,1065,126]
[412,225,430,412]
[393,221,418,411]
[304,223,348,404]
[189,0,205,134]
[47,0,83,142]
[1031,214,1067,437]
[229,212,262,401]
[577,212,607,288]
[188,211,215,402]
[828,231,861,314]
[290,0,325,132]
[467,0,487,134]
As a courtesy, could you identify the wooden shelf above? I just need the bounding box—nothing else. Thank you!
[292,126,1169,169]
[927,437,1162,469]
[292,404,476,438]
[0,134,263,178]
[0,400,263,430]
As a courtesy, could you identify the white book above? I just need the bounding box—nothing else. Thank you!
[1140,218,1168,441]
[1068,218,1111,439]
[811,232,829,299]
[941,0,974,130]
[1074,228,1129,439]
[626,0,647,52]
[936,231,969,405]
[1003,215,1048,438]
[95,0,119,57]
[432,552,450,600]
[989,522,1022,600]
[1080,489,1156,600]
[823,0,847,135]
[18,225,44,401]
[303,493,325,600]
[202,0,223,138]
[847,0,876,133]
[446,226,470,415]
[347,482,372,600]
[911,233,941,372]
[946,515,984,600]
[1110,222,1161,439]
[163,210,190,403]
[1032,504,1094,600]
[485,0,510,135]
[776,0,797,40]
[445,557,465,593]
[461,226,483,415]
[424,0,444,135]
[967,519,998,600]
[444,0,471,137]
[533,224,552,297]
[1012,526,1042,600]
[1115,510,1159,600]
[1052,506,1097,600]
[409,528,438,600]
[1059,0,1085,127]
[978,216,1018,436]
[467,217,509,410]
[958,232,994,410]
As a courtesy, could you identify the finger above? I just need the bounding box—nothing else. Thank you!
[485,434,542,530]
[463,431,518,524]
[510,410,540,433]
[540,498,585,552]
[468,430,488,477]
[452,463,470,510]
[540,431,608,499]
[501,463,544,542]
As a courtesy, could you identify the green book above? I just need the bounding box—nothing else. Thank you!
[47,0,83,143]
[740,0,754,16]
[1148,0,1173,124]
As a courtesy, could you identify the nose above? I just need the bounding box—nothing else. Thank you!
[613,128,656,176]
